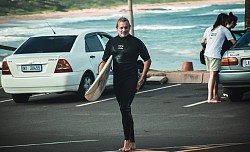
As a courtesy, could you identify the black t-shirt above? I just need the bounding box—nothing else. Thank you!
[102,34,150,77]
[221,29,236,56]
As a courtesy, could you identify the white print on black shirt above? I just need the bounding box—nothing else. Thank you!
[118,45,124,50]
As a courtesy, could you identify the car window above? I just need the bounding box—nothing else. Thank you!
[85,35,104,52]
[100,34,112,46]
[234,33,243,41]
[232,30,246,41]
[14,36,76,54]
[233,32,250,49]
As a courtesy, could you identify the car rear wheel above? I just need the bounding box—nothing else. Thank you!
[12,94,30,103]
[227,89,243,102]
[77,72,94,100]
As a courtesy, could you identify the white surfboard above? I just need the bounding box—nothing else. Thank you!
[84,55,113,101]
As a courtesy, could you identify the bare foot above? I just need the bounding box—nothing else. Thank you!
[130,142,136,150]
[208,98,221,103]
[119,140,131,152]
[214,96,222,101]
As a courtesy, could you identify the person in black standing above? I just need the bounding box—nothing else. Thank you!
[99,17,151,151]
[221,12,238,97]
[221,12,238,57]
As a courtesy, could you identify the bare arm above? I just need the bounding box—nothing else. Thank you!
[201,37,206,48]
[230,39,236,45]
[137,59,151,91]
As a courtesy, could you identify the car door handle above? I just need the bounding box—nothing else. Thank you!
[90,55,95,58]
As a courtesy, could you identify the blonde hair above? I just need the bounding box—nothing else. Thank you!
[116,17,131,28]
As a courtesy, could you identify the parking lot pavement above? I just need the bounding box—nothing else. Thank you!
[0,84,250,152]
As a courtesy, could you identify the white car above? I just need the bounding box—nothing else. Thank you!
[219,30,250,101]
[1,31,145,103]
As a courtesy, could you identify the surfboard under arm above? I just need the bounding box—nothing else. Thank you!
[84,55,113,101]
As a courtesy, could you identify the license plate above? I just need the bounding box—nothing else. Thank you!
[243,59,250,67]
[21,65,42,72]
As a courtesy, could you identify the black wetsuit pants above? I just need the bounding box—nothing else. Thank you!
[114,75,137,142]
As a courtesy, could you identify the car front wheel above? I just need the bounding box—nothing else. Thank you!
[12,94,30,103]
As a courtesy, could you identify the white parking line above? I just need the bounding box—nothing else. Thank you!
[76,84,182,107]
[184,100,208,108]
[184,96,228,108]
[76,97,116,107]
[0,99,13,103]
[137,84,182,95]
[0,139,98,149]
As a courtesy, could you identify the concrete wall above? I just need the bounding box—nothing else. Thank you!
[0,71,209,87]
[147,71,209,84]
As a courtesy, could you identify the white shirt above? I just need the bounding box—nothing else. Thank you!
[203,25,233,59]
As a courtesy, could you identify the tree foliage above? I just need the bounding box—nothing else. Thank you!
[0,0,197,16]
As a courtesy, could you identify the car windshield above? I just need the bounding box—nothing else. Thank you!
[14,36,77,54]
[232,30,246,40]
[233,32,250,49]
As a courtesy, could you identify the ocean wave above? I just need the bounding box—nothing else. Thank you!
[0,26,64,36]
[196,21,245,29]
[145,9,190,14]
[195,8,244,16]
[237,22,245,27]
[175,49,196,57]
[214,8,245,13]
[0,26,90,43]
[0,51,12,61]
[44,14,125,24]
[150,43,197,57]
[134,25,195,30]
[144,4,211,14]
[0,52,10,57]
[0,36,27,43]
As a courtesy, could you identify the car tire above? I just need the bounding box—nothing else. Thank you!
[12,94,30,103]
[137,62,146,89]
[228,89,243,102]
[77,72,94,100]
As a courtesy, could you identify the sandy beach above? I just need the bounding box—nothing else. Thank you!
[0,0,244,24]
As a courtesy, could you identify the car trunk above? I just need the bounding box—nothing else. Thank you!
[227,49,250,70]
[6,54,61,78]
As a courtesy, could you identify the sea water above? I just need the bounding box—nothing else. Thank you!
[0,3,245,70]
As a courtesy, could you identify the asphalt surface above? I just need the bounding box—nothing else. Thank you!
[0,84,250,152]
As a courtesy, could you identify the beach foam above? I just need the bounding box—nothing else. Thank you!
[135,25,195,30]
